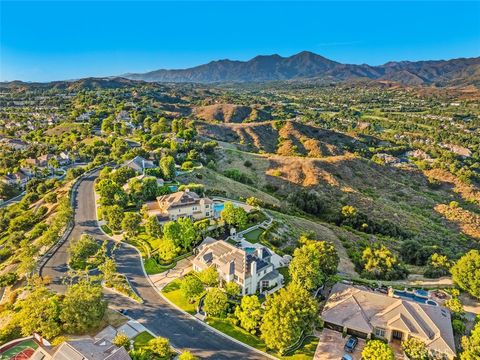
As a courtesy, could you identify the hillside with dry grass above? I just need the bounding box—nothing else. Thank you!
[193,103,272,123]
[197,120,363,155]
[205,146,479,263]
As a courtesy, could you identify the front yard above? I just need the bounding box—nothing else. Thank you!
[161,279,201,315]
[161,277,317,359]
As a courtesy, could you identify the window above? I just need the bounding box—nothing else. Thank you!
[374,328,386,338]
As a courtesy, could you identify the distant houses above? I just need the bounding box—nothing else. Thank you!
[123,156,156,174]
[0,138,29,151]
[145,190,213,222]
[192,239,283,295]
[0,170,30,188]
[321,283,456,360]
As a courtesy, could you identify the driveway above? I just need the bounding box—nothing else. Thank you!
[40,169,270,360]
[314,329,365,360]
[150,257,193,290]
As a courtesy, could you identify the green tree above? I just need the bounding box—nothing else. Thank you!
[445,297,465,316]
[60,279,106,333]
[96,179,124,206]
[68,234,99,269]
[102,205,125,231]
[163,218,197,250]
[260,284,318,354]
[15,285,61,339]
[121,212,142,236]
[204,288,228,318]
[362,245,407,280]
[178,351,199,360]
[180,275,204,303]
[160,156,176,180]
[141,177,158,200]
[225,281,241,298]
[451,250,480,299]
[425,253,451,278]
[148,337,171,358]
[177,217,196,250]
[341,205,358,218]
[460,321,480,360]
[99,257,117,284]
[402,338,431,360]
[289,238,339,291]
[145,216,162,238]
[362,340,395,360]
[234,295,262,334]
[113,332,130,349]
[163,221,181,244]
[221,202,248,229]
[156,239,178,263]
[197,267,218,287]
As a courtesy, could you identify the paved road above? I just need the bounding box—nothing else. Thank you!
[41,169,269,360]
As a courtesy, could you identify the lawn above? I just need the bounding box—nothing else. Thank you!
[243,228,264,243]
[161,279,199,314]
[144,257,175,275]
[206,317,318,360]
[101,224,113,235]
[281,337,319,360]
[133,331,154,348]
[278,267,291,285]
[206,317,267,351]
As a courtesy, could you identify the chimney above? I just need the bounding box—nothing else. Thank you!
[250,259,257,276]
[256,248,263,259]
[228,261,235,281]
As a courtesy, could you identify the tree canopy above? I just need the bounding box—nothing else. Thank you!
[362,340,395,360]
[260,284,318,354]
[289,237,339,291]
[451,250,480,299]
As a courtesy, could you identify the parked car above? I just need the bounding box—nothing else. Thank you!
[344,336,358,352]
[341,355,353,360]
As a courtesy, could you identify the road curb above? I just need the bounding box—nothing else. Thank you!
[93,178,276,359]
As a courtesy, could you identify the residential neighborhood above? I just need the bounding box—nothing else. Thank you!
[1,3,480,359]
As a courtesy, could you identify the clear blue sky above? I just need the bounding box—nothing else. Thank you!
[1,1,479,82]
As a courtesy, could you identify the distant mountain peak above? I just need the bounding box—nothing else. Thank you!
[123,51,480,87]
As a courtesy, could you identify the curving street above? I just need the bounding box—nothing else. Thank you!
[40,169,269,360]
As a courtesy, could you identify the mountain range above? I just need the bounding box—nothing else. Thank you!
[124,51,480,87]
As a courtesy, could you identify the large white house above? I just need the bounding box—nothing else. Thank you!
[146,190,213,222]
[192,239,283,295]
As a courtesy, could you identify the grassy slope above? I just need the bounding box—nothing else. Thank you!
[183,142,480,276]
[217,147,479,255]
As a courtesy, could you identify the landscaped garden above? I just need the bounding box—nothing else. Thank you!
[243,228,264,243]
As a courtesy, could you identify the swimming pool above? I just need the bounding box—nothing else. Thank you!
[213,203,225,213]
[169,185,178,192]
[394,290,437,306]
[244,247,256,254]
